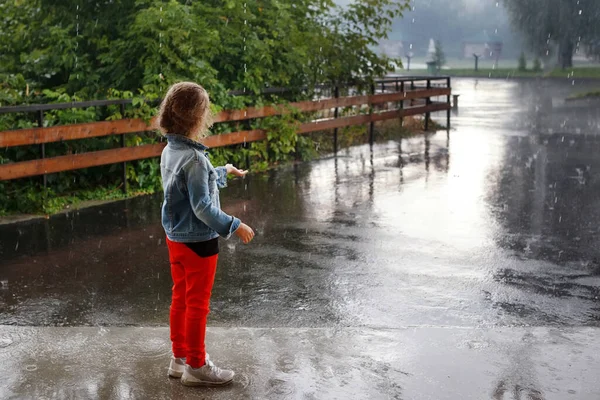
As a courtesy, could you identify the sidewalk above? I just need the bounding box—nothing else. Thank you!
[0,326,598,399]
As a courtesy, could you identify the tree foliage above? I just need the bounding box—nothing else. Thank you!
[503,0,600,68]
[518,52,527,71]
[0,0,410,103]
[433,40,446,71]
[0,0,411,215]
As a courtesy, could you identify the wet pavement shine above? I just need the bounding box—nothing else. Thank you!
[1,78,600,399]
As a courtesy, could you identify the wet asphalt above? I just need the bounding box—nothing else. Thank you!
[0,78,599,399]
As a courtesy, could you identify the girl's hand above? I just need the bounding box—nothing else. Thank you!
[226,164,248,177]
[235,223,255,244]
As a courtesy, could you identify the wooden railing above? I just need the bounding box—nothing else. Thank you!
[0,77,451,182]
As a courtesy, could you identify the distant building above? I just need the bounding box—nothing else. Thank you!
[462,31,503,63]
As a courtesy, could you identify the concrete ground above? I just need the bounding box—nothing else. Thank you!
[1,78,600,399]
[1,326,598,399]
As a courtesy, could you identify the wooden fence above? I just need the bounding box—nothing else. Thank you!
[0,77,451,183]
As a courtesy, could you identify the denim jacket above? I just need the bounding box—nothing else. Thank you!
[160,134,240,243]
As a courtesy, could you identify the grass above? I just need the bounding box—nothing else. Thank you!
[566,89,600,101]
[398,68,540,78]
[0,185,157,217]
[442,68,541,78]
[548,67,600,79]
[397,66,600,79]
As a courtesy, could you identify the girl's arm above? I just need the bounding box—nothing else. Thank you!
[184,158,240,238]
[214,164,248,189]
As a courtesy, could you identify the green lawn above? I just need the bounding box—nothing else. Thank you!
[566,89,600,100]
[443,68,541,78]
[548,67,600,79]
[396,66,600,79]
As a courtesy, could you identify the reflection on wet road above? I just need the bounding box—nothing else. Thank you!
[1,79,599,330]
[1,78,600,399]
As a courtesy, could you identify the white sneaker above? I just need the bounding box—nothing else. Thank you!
[168,354,210,379]
[181,359,235,387]
[168,357,186,378]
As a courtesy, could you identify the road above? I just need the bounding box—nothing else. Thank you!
[0,78,599,399]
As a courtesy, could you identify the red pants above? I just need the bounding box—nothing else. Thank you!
[166,238,218,369]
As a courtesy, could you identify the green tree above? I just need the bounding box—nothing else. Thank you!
[433,40,446,71]
[503,0,600,69]
[518,52,527,71]
[0,0,412,214]
[532,57,542,72]
[0,0,410,102]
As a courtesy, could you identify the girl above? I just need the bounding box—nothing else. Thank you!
[158,82,254,386]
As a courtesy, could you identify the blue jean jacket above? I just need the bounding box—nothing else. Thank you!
[160,134,240,242]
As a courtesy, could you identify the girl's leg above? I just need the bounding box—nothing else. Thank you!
[166,239,187,359]
[184,253,218,369]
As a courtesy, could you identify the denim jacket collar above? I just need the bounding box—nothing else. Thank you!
[165,134,209,152]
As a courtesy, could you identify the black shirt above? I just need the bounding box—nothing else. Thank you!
[184,238,219,258]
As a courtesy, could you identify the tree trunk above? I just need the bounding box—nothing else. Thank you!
[558,39,574,69]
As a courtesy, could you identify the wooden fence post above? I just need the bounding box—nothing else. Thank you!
[333,86,340,154]
[120,103,128,193]
[400,81,405,127]
[37,110,47,189]
[446,77,451,130]
[369,83,375,145]
[425,79,431,131]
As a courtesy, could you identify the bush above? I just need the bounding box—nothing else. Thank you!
[533,58,543,72]
[518,52,527,72]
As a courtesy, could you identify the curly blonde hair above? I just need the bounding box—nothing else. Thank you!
[157,82,214,138]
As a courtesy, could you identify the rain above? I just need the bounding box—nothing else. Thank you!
[1,0,600,399]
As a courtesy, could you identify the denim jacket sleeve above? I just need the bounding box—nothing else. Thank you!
[183,155,240,239]
[214,166,228,189]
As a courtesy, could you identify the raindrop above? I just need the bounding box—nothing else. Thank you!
[25,365,38,372]
[14,242,19,251]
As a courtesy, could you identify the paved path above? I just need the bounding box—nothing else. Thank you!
[1,326,598,399]
[1,78,599,399]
